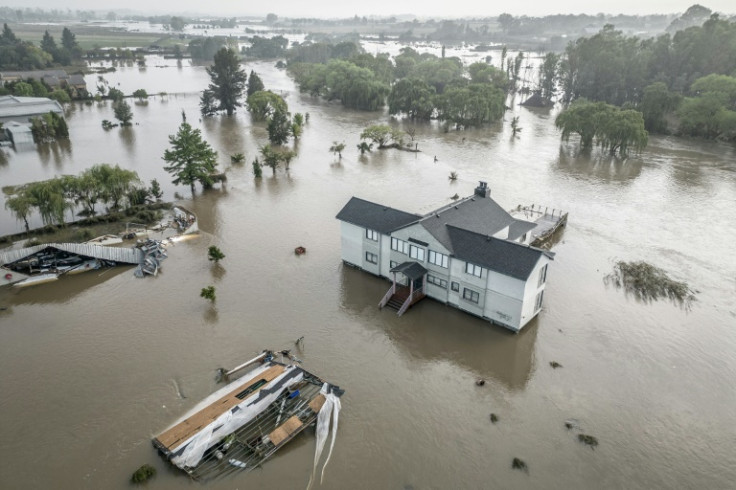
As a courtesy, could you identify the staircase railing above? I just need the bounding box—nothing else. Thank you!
[378,284,396,308]
[397,287,423,316]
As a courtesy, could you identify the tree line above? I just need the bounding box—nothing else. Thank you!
[4,164,161,230]
[0,23,81,70]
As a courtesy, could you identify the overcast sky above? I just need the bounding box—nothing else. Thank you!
[2,1,734,18]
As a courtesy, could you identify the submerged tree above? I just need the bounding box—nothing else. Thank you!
[113,99,133,126]
[247,70,265,97]
[163,122,219,192]
[200,286,217,302]
[4,194,33,231]
[267,108,291,145]
[329,141,346,159]
[201,47,247,116]
[208,246,225,263]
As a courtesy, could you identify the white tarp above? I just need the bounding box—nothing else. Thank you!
[306,383,341,489]
[171,365,303,469]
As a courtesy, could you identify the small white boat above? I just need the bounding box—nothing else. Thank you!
[14,273,58,288]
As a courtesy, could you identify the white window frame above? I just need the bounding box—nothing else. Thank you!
[428,250,449,268]
[463,288,480,304]
[365,229,379,241]
[465,262,482,278]
[365,252,378,264]
[391,237,409,254]
[535,291,544,310]
[409,244,425,261]
[538,264,548,287]
[427,274,448,288]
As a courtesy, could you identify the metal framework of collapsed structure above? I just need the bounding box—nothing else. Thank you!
[152,351,344,482]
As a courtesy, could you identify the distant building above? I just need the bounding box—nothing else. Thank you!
[0,95,63,124]
[0,70,87,97]
[336,182,555,332]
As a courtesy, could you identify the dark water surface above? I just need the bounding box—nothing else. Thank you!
[1,59,735,489]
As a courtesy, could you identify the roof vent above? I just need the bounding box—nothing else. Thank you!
[474,181,490,198]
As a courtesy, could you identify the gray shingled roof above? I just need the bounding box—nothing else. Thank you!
[508,219,536,241]
[418,195,517,249]
[390,261,427,280]
[336,197,420,234]
[446,225,553,280]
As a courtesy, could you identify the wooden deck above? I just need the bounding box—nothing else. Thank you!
[154,364,286,451]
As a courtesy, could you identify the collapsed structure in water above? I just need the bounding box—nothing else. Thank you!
[152,351,344,482]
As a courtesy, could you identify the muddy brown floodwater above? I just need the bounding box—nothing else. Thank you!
[1,58,735,489]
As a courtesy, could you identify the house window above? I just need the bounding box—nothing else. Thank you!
[391,237,409,254]
[465,262,482,278]
[538,264,548,287]
[463,288,480,304]
[450,282,460,292]
[428,250,449,268]
[427,274,448,288]
[390,261,398,269]
[365,252,378,264]
[365,229,379,241]
[535,291,544,310]
[409,244,425,261]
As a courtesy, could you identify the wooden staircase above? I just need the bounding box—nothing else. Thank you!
[384,287,410,311]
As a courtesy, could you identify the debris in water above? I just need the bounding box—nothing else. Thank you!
[549,361,563,369]
[490,413,499,423]
[604,260,696,307]
[512,458,528,472]
[295,246,306,255]
[564,418,580,430]
[131,464,156,484]
[475,379,486,386]
[172,379,186,399]
[578,434,599,448]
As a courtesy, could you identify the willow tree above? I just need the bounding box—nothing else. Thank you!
[202,47,247,116]
[163,122,219,192]
[4,194,33,231]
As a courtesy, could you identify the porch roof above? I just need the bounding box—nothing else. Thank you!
[390,261,427,280]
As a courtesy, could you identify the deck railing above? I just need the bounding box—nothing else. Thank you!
[378,283,396,308]
[397,287,423,316]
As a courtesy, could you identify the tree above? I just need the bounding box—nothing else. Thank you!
[149,179,163,200]
[388,79,436,120]
[60,27,80,59]
[203,47,247,116]
[132,89,148,101]
[639,82,681,133]
[265,13,278,24]
[511,116,522,136]
[208,246,225,263]
[113,100,133,126]
[169,16,187,31]
[107,87,124,101]
[357,141,373,154]
[48,89,71,103]
[4,194,33,231]
[200,286,216,302]
[596,109,648,155]
[246,90,287,120]
[538,53,560,102]
[555,99,612,150]
[252,158,263,178]
[267,109,291,145]
[247,70,264,97]
[259,144,295,174]
[329,142,346,159]
[40,30,57,55]
[163,122,219,192]
[360,125,404,148]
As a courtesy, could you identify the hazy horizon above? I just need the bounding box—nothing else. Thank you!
[0,1,733,19]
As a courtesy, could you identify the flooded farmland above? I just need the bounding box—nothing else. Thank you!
[1,55,735,489]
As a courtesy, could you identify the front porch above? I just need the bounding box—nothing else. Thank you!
[378,261,427,316]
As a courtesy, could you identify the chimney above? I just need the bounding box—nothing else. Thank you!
[474,181,490,198]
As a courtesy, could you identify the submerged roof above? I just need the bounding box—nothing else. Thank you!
[0,243,142,266]
[336,197,420,234]
[0,95,63,120]
[446,226,553,280]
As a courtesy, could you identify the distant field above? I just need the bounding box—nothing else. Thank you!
[7,23,178,50]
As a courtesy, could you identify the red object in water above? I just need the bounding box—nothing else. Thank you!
[4,273,12,280]
[294,246,306,255]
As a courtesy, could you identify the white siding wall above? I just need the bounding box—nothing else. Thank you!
[520,256,550,329]
[493,225,510,239]
[484,270,526,331]
[340,222,363,267]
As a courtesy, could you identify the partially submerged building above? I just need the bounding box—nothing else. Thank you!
[336,182,557,332]
[0,95,63,124]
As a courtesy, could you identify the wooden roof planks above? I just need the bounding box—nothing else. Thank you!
[154,364,286,451]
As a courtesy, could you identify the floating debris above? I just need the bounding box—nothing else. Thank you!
[604,260,696,307]
[512,457,528,472]
[578,434,599,448]
[490,413,499,423]
[295,246,306,255]
[475,379,486,386]
[549,361,563,369]
[130,464,156,484]
[564,418,580,431]
[152,350,344,482]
